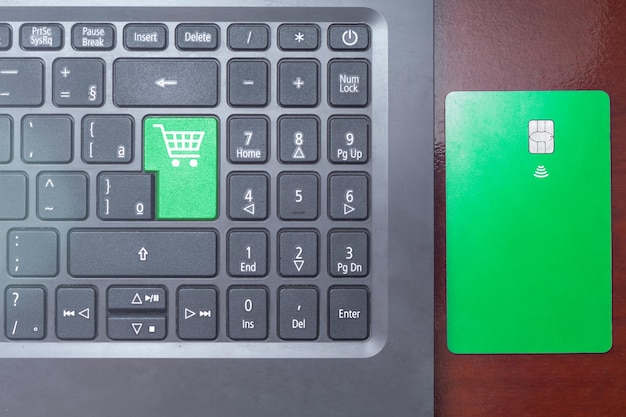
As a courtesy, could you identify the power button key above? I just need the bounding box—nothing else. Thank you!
[328,25,369,51]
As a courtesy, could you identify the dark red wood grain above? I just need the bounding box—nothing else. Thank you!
[435,1,626,416]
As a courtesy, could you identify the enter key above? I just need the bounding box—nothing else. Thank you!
[144,116,218,220]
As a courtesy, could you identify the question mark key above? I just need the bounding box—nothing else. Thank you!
[4,287,45,340]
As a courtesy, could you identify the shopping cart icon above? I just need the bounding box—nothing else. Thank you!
[152,123,205,167]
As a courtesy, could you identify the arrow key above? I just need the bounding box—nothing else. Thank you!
[177,287,217,340]
[108,315,166,340]
[329,173,369,220]
[107,287,166,312]
[279,230,318,277]
[228,172,268,220]
[56,286,96,340]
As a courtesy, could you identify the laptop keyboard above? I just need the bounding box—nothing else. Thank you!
[0,8,386,357]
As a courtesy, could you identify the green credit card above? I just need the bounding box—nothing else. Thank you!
[445,91,612,354]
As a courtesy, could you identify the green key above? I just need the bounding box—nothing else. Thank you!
[144,116,218,220]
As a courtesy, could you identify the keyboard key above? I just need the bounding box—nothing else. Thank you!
[228,173,269,220]
[0,173,26,219]
[228,59,269,107]
[328,25,370,51]
[228,230,268,277]
[22,115,72,163]
[144,116,218,220]
[37,172,88,220]
[176,24,219,50]
[123,24,167,50]
[0,59,44,106]
[20,23,63,50]
[0,116,12,162]
[228,116,269,163]
[0,24,11,50]
[278,24,320,51]
[278,116,319,163]
[328,287,369,340]
[278,59,319,107]
[56,287,96,340]
[53,58,104,107]
[108,315,166,340]
[228,24,269,50]
[329,59,369,107]
[329,230,369,277]
[82,115,133,163]
[5,286,46,340]
[177,287,218,340]
[278,173,319,220]
[279,230,319,277]
[108,287,166,312]
[279,287,318,340]
[68,229,218,277]
[329,116,369,163]
[228,287,268,340]
[8,229,58,277]
[72,24,115,50]
[113,59,218,107]
[98,173,154,220]
[328,173,369,220]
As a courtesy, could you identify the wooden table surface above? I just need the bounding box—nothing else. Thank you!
[435,1,626,415]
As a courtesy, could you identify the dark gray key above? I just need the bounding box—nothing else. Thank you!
[228,287,268,340]
[124,24,167,50]
[20,23,63,50]
[108,316,166,340]
[328,25,370,50]
[329,287,369,340]
[0,173,26,219]
[279,25,319,50]
[279,116,319,163]
[177,287,218,340]
[228,116,268,163]
[278,59,319,107]
[279,231,318,277]
[228,59,269,107]
[8,229,58,277]
[72,24,115,50]
[0,24,11,50]
[279,287,318,340]
[278,173,319,220]
[108,287,166,312]
[329,174,369,220]
[0,116,12,162]
[56,287,96,340]
[329,117,369,163]
[82,116,133,163]
[228,230,268,277]
[22,115,72,163]
[98,173,154,220]
[228,24,269,50]
[5,287,46,340]
[176,24,219,50]
[53,58,104,107]
[228,173,268,220]
[0,59,44,106]
[329,60,370,107]
[68,229,217,277]
[113,59,218,107]
[37,172,88,220]
[329,230,369,277]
